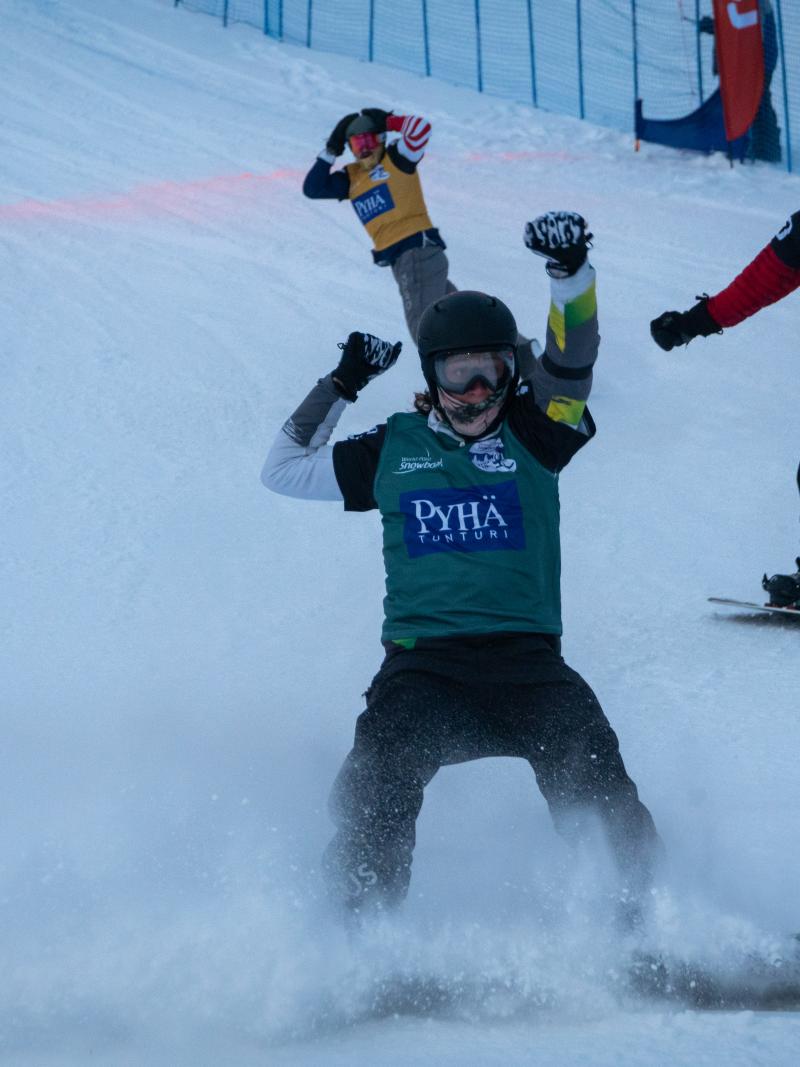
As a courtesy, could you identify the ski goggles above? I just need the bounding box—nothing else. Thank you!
[432,348,515,395]
[349,131,382,158]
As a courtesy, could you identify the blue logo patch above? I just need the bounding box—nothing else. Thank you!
[400,480,525,558]
[352,183,394,225]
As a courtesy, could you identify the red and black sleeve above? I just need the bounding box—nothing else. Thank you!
[707,211,800,328]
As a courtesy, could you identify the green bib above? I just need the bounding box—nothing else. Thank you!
[373,413,563,642]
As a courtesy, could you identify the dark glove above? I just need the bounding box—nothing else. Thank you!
[331,332,402,401]
[698,15,714,35]
[524,211,593,278]
[650,298,721,351]
[360,108,391,133]
[326,112,358,157]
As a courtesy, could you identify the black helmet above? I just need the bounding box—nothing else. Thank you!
[345,112,379,139]
[417,290,517,376]
[417,291,519,434]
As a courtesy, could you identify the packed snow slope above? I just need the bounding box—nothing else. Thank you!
[2,1,800,1063]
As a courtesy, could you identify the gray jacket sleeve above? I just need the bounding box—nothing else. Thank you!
[261,374,347,501]
[530,261,599,430]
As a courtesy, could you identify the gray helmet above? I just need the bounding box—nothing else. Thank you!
[345,113,380,139]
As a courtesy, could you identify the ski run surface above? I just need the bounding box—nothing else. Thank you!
[2,1,800,1063]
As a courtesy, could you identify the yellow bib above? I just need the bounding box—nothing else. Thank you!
[346,152,433,253]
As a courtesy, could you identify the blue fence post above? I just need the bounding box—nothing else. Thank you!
[421,0,431,76]
[306,1,313,47]
[774,0,793,173]
[222,0,229,28]
[631,0,639,107]
[474,0,483,93]
[526,0,537,107]
[576,0,585,120]
[368,0,375,62]
[693,0,704,103]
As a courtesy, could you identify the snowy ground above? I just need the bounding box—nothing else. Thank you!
[2,0,800,1063]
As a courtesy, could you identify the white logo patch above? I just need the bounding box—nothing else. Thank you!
[369,164,390,182]
[392,451,445,474]
[469,438,517,473]
[776,216,794,241]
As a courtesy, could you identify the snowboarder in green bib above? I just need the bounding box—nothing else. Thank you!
[263,211,661,928]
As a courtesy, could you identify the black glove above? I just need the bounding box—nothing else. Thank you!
[360,108,391,133]
[331,332,402,401]
[650,299,721,351]
[524,211,593,278]
[698,15,714,35]
[325,112,358,157]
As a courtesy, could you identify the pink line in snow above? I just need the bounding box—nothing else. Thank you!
[464,150,592,162]
[0,151,592,225]
[0,168,305,223]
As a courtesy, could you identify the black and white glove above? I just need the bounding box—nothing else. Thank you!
[331,332,402,401]
[650,298,721,351]
[325,112,358,157]
[524,211,593,278]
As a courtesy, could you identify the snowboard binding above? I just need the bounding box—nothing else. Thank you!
[762,558,800,610]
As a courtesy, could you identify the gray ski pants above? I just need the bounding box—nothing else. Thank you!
[391,244,457,345]
[391,244,534,373]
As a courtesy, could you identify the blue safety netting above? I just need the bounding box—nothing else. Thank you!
[173,1,798,172]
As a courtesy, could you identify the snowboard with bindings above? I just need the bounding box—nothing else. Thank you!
[317,947,800,1027]
[626,948,800,1010]
[708,597,800,619]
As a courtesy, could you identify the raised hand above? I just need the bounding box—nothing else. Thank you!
[650,300,721,351]
[331,332,402,401]
[326,112,359,157]
[360,108,391,133]
[524,211,593,278]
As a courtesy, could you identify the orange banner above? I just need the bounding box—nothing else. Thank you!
[712,0,765,141]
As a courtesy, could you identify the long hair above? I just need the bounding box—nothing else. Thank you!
[413,390,434,415]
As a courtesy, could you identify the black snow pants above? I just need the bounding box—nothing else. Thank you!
[323,657,661,917]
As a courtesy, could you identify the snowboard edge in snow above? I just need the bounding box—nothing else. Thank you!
[708,597,800,618]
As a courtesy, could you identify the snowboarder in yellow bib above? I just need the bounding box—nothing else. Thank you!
[303,107,535,367]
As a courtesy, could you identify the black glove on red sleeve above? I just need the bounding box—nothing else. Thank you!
[650,299,721,351]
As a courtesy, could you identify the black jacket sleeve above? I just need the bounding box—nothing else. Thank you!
[302,158,350,201]
[387,143,417,175]
[332,425,388,510]
[507,386,595,473]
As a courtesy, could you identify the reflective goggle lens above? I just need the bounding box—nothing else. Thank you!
[433,348,515,394]
[349,132,381,157]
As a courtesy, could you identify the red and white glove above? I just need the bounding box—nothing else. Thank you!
[387,114,431,162]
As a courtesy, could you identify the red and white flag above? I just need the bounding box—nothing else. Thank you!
[712,0,765,141]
